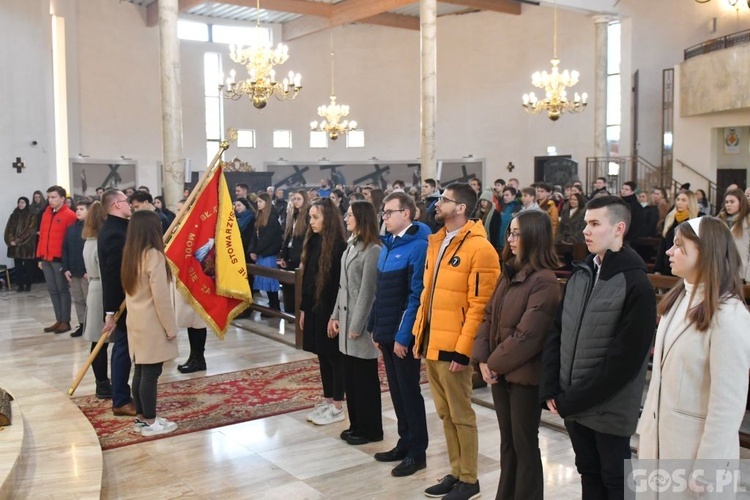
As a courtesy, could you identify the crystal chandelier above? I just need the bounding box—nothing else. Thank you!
[218,0,301,109]
[522,0,587,121]
[310,34,357,140]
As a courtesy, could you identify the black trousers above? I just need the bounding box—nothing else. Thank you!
[13,258,34,287]
[90,342,110,382]
[281,283,296,314]
[380,340,428,461]
[343,355,382,440]
[491,378,543,500]
[132,362,164,420]
[318,350,345,401]
[565,419,632,500]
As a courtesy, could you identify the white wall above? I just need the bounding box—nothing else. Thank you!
[617,0,750,165]
[0,0,57,266]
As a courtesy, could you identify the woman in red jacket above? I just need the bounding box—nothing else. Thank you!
[472,210,561,500]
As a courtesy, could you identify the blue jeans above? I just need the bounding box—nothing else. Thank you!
[110,327,132,408]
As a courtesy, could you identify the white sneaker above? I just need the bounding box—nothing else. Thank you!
[306,402,330,422]
[140,417,178,437]
[312,405,345,426]
[133,417,147,433]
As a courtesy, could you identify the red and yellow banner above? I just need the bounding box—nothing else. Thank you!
[165,164,251,337]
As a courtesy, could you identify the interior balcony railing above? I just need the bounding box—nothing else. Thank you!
[684,28,750,60]
[585,156,663,196]
[673,159,719,213]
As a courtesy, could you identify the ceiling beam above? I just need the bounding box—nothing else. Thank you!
[283,0,415,41]
[147,0,334,27]
[330,0,416,26]
[282,14,331,41]
[204,0,334,17]
[440,0,522,15]
[359,12,420,31]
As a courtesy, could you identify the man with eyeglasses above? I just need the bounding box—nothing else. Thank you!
[99,189,136,417]
[370,192,431,477]
[412,183,501,500]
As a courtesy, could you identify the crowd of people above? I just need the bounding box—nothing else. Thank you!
[4,173,750,499]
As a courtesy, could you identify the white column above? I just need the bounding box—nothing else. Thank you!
[593,15,612,159]
[159,0,184,210]
[420,0,437,181]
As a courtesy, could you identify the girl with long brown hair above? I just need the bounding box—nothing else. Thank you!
[279,190,308,313]
[121,210,179,437]
[81,201,112,398]
[717,188,750,282]
[472,209,562,500]
[638,217,750,463]
[248,192,283,311]
[300,198,347,426]
[328,200,382,437]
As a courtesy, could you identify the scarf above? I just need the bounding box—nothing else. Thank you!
[236,209,253,232]
[674,210,690,224]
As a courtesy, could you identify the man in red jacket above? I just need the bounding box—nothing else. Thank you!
[36,185,77,333]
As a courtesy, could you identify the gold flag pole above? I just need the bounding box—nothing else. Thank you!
[67,140,231,396]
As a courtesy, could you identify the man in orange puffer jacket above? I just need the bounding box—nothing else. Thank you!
[36,185,77,334]
[412,182,501,500]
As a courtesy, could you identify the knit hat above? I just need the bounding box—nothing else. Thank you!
[235,197,251,210]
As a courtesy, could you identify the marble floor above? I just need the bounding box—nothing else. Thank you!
[0,285,583,499]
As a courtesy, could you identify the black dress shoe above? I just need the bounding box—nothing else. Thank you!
[340,429,354,441]
[178,358,206,373]
[374,447,408,462]
[70,325,83,337]
[345,435,372,445]
[391,457,427,477]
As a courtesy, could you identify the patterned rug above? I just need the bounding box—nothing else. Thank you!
[73,357,427,450]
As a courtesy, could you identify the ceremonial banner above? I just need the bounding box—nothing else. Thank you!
[165,164,251,337]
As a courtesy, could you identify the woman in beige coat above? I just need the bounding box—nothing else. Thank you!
[638,217,750,470]
[121,210,179,437]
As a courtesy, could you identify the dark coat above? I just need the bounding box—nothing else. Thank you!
[98,215,129,331]
[622,193,645,245]
[540,247,656,436]
[61,220,86,277]
[472,263,561,386]
[4,208,37,260]
[301,234,346,355]
[556,207,586,244]
[280,216,305,270]
[248,209,283,259]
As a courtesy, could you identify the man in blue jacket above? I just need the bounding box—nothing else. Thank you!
[369,192,431,477]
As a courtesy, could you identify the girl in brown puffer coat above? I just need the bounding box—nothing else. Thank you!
[472,209,562,500]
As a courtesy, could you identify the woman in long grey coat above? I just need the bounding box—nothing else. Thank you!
[329,200,382,445]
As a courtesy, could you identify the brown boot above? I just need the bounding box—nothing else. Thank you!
[54,322,71,334]
[44,321,61,332]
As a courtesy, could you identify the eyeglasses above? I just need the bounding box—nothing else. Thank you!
[344,212,353,219]
[112,197,128,207]
[508,231,521,240]
[378,209,405,219]
[437,196,460,205]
